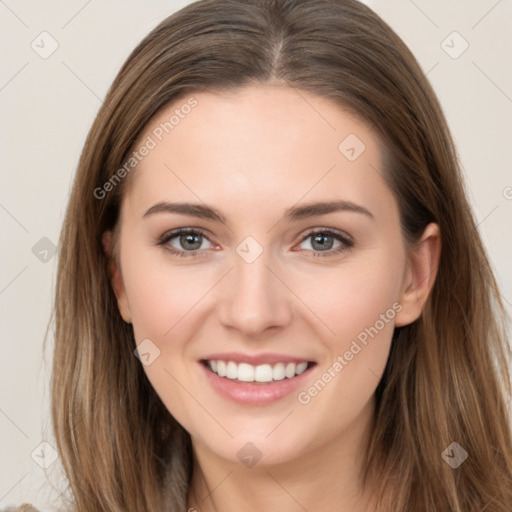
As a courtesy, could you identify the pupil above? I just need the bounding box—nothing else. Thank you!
[181,233,201,250]
[312,234,333,251]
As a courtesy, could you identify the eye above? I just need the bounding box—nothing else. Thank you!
[297,228,353,258]
[156,227,353,259]
[157,228,215,257]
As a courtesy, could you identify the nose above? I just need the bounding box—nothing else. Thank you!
[217,248,293,337]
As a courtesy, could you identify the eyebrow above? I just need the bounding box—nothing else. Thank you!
[143,199,374,222]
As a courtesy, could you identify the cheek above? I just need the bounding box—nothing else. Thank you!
[121,243,214,341]
[119,243,209,429]
[292,249,404,348]
[290,250,404,414]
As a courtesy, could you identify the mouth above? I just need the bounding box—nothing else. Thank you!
[199,354,317,405]
[201,359,316,384]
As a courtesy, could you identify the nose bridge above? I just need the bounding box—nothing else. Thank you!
[218,238,292,334]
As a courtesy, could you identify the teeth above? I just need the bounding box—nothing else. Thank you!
[207,360,311,382]
[273,362,285,381]
[254,364,273,382]
[217,360,226,377]
[226,361,238,379]
[238,363,255,382]
[296,362,308,375]
[285,362,295,379]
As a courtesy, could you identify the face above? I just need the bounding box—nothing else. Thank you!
[106,84,438,467]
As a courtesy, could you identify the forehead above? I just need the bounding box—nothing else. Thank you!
[122,84,395,222]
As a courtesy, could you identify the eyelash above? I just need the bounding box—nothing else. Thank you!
[156,227,354,259]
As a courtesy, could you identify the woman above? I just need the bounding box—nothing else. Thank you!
[18,0,512,510]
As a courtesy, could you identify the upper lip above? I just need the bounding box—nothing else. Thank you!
[201,352,316,366]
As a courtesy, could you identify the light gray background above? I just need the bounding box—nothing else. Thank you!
[1,1,511,509]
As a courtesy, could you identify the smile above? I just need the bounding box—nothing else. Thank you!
[204,359,313,383]
[200,355,317,405]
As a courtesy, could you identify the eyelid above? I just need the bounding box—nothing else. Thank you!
[299,227,353,244]
[157,226,212,244]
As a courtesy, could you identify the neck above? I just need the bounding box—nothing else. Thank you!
[187,397,379,512]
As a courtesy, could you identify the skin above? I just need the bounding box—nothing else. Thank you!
[104,83,440,512]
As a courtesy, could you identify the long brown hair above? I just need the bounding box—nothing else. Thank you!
[51,0,512,510]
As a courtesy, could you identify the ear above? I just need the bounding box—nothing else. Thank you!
[102,230,132,324]
[395,222,441,327]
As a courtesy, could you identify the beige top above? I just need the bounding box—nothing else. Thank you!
[1,505,40,512]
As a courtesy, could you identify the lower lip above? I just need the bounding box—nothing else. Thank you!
[200,362,315,406]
